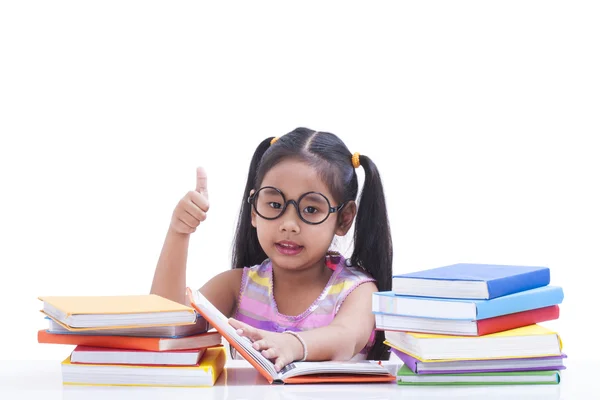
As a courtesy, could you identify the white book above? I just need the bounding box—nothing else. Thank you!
[70,345,205,365]
[384,324,563,361]
[376,313,482,335]
[61,347,226,387]
[46,317,209,337]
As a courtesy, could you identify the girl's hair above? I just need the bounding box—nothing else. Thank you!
[231,127,393,360]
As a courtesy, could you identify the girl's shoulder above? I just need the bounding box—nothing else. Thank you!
[240,258,271,278]
[327,253,375,283]
[236,259,272,295]
[196,267,245,318]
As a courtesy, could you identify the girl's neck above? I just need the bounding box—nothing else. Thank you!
[271,258,332,293]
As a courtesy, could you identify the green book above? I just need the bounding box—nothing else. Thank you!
[396,365,561,385]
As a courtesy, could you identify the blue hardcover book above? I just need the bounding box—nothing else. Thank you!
[392,263,550,299]
[372,285,564,320]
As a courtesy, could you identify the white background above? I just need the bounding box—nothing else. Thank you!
[1,1,598,363]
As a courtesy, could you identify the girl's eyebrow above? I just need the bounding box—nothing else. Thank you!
[261,187,281,195]
[302,193,328,202]
[260,186,331,200]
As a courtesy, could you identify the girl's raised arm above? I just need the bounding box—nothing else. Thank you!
[150,167,210,305]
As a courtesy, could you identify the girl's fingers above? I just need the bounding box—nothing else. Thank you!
[261,348,278,360]
[189,190,210,212]
[252,339,269,351]
[178,210,200,228]
[183,199,205,222]
[228,318,246,330]
[229,318,263,341]
[274,355,289,372]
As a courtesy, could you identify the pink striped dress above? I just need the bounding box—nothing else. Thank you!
[232,253,376,360]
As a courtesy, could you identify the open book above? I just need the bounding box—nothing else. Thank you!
[185,287,396,384]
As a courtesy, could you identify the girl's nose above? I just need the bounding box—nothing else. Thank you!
[278,205,301,233]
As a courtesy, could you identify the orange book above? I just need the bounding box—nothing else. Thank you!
[185,287,396,384]
[38,329,222,351]
[38,294,197,331]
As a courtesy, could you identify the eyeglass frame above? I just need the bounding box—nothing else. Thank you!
[247,186,347,225]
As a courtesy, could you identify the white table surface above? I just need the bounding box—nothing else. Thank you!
[0,358,591,400]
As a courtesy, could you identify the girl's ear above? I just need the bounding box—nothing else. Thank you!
[249,189,257,228]
[335,201,356,236]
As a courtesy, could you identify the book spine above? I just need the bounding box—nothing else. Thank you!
[475,286,564,319]
[486,268,551,299]
[390,348,419,372]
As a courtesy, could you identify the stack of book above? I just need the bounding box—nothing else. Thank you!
[372,263,565,385]
[37,294,225,387]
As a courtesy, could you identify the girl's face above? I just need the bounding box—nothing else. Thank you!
[250,159,354,273]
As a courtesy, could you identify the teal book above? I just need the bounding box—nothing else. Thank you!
[396,365,561,385]
[373,285,564,320]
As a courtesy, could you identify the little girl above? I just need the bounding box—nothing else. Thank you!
[151,127,393,371]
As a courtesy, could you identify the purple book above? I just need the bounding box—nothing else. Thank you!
[391,348,567,374]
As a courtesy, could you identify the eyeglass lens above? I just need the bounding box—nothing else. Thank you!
[253,187,332,224]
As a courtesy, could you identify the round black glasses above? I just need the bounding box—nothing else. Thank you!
[247,186,346,225]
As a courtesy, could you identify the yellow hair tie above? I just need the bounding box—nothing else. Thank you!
[270,137,279,145]
[351,152,361,168]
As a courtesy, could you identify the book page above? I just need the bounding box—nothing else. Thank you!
[188,289,278,379]
[279,360,395,379]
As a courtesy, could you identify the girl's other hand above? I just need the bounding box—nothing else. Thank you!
[170,167,210,235]
[229,318,304,372]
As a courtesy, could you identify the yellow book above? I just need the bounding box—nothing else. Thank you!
[385,324,563,362]
[61,346,226,387]
[39,294,197,331]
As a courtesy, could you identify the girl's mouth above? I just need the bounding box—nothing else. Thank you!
[275,242,304,256]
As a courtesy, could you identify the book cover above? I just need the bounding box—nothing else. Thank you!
[392,263,550,299]
[39,294,197,329]
[396,364,561,385]
[185,287,396,384]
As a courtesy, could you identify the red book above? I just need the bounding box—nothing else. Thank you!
[476,305,559,335]
[376,306,560,336]
[38,330,222,351]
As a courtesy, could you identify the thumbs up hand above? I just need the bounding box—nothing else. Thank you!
[195,166,208,198]
[170,167,210,235]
